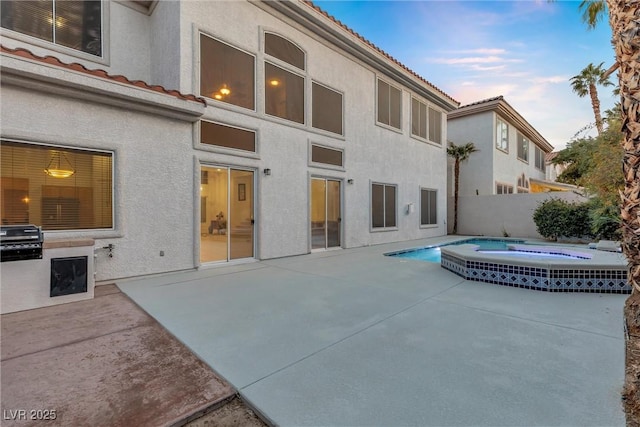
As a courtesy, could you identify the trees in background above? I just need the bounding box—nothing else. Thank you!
[570,62,613,135]
[446,142,477,235]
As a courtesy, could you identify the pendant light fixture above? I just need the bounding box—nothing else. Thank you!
[44,151,75,178]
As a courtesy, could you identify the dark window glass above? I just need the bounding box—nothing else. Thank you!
[200,34,255,110]
[312,83,343,135]
[372,183,396,228]
[1,140,113,230]
[201,121,256,152]
[428,107,442,144]
[411,98,428,139]
[265,62,304,124]
[517,133,529,162]
[385,185,396,227]
[535,147,546,171]
[264,33,305,70]
[377,79,401,129]
[372,184,385,228]
[421,189,437,225]
[377,80,390,125]
[2,0,102,56]
[311,145,343,167]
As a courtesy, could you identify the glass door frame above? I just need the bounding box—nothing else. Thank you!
[309,175,343,252]
[198,163,256,266]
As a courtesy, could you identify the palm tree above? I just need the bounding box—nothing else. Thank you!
[578,0,640,422]
[446,142,478,235]
[569,62,613,135]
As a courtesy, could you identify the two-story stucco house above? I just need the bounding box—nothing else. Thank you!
[447,96,554,197]
[0,0,458,296]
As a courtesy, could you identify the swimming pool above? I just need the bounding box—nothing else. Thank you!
[389,238,523,263]
[386,238,629,293]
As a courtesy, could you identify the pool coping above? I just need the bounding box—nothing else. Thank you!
[440,243,629,293]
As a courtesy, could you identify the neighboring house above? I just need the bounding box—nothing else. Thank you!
[446,96,554,196]
[0,0,459,284]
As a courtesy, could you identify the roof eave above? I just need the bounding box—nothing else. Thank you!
[449,98,554,153]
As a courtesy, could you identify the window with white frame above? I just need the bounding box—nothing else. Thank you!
[1,140,113,230]
[517,133,529,162]
[311,144,343,167]
[264,33,306,124]
[377,79,401,129]
[428,107,442,144]
[534,146,546,172]
[200,33,255,110]
[200,120,256,152]
[1,0,103,57]
[496,118,508,151]
[496,183,514,195]
[420,188,437,226]
[371,183,396,229]
[312,82,343,135]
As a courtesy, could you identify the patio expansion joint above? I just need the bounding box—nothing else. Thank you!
[238,277,469,390]
[430,297,624,341]
[0,321,153,363]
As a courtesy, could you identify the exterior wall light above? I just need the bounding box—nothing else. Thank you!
[263,168,271,176]
[347,179,354,184]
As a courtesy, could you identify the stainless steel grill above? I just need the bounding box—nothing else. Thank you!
[0,225,44,262]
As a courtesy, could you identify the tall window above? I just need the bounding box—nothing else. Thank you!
[200,34,255,110]
[411,98,427,139]
[265,63,304,124]
[534,146,546,172]
[371,183,396,229]
[377,79,401,129]
[496,118,508,151]
[1,0,102,57]
[264,33,306,124]
[517,133,529,162]
[1,141,113,230]
[312,83,343,135]
[428,107,442,144]
[420,188,437,226]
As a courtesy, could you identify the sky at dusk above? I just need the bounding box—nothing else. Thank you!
[314,0,618,150]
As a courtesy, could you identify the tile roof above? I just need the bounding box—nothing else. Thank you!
[457,95,504,109]
[1,44,207,106]
[301,0,458,106]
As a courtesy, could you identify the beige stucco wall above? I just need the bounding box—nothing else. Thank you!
[448,192,588,238]
[1,0,454,283]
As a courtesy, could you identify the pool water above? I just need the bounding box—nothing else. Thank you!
[477,250,584,260]
[391,238,518,263]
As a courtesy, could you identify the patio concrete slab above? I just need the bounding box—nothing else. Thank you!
[118,236,626,426]
[1,285,234,427]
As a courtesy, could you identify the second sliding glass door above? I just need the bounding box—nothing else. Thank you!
[200,166,254,263]
[311,178,341,250]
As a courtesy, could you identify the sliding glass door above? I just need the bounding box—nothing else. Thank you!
[200,166,254,263]
[311,178,341,250]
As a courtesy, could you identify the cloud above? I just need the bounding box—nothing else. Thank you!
[531,76,568,84]
[451,48,508,55]
[430,55,522,65]
[470,64,507,72]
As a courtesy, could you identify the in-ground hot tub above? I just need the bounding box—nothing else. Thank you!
[440,242,629,293]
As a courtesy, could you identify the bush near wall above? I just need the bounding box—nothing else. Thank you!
[533,198,593,241]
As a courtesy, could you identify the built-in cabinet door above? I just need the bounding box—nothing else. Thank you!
[311,178,341,250]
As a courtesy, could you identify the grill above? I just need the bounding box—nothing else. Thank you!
[1,225,44,262]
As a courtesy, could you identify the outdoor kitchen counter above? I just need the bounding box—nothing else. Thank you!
[1,239,96,314]
[43,238,95,249]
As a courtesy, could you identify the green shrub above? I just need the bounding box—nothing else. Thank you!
[587,198,622,240]
[533,198,593,241]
